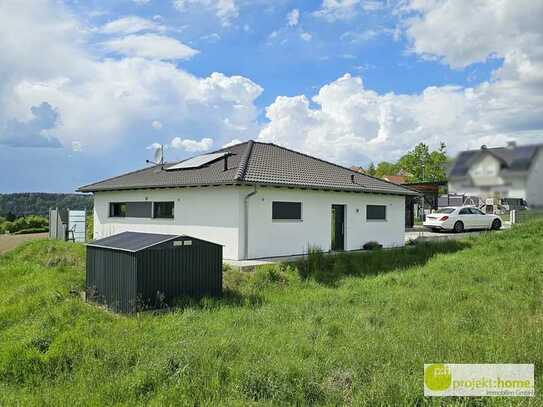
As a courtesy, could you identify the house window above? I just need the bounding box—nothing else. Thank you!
[127,202,152,218]
[153,201,174,219]
[110,202,127,217]
[272,201,302,221]
[366,205,386,221]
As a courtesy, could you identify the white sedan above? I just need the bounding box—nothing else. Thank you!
[423,206,502,233]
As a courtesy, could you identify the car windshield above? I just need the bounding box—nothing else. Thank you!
[436,208,455,214]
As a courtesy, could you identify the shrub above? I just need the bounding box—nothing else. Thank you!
[363,241,382,250]
[252,265,288,289]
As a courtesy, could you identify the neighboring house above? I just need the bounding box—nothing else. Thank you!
[78,141,418,260]
[448,142,543,208]
[382,175,407,184]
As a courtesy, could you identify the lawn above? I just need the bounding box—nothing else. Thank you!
[0,221,542,406]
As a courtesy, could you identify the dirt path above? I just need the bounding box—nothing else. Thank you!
[0,233,48,255]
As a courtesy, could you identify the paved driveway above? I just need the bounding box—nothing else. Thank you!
[0,233,48,255]
[405,223,510,243]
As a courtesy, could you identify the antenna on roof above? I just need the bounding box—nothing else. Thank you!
[146,144,165,170]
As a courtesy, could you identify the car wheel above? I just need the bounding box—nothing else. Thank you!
[453,221,464,233]
[491,219,502,230]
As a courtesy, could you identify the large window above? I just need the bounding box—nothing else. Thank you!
[366,205,386,221]
[127,202,152,218]
[153,201,174,219]
[109,201,172,218]
[272,201,302,221]
[110,202,127,217]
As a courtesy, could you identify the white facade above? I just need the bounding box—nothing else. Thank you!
[93,185,406,260]
[449,150,543,207]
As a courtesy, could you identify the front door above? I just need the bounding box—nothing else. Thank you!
[331,204,345,251]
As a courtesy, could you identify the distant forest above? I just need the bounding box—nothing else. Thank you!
[0,193,93,217]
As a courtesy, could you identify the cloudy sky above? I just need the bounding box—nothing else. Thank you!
[1,0,542,192]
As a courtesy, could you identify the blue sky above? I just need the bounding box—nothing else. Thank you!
[1,0,542,192]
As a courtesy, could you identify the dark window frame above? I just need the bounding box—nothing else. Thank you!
[153,201,175,219]
[366,205,387,221]
[272,201,303,221]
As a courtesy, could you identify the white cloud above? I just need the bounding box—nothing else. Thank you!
[340,29,380,43]
[313,0,357,21]
[401,0,543,69]
[103,33,199,60]
[200,33,221,42]
[171,137,213,152]
[133,0,151,4]
[259,0,543,164]
[300,32,312,42]
[146,142,162,150]
[315,0,385,21]
[0,1,262,154]
[100,16,164,35]
[259,71,543,165]
[222,138,243,147]
[287,9,300,26]
[151,120,162,130]
[173,0,239,27]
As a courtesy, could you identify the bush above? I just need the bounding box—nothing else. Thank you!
[362,241,382,250]
[0,215,48,234]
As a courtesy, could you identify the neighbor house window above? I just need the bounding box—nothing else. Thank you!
[272,201,302,221]
[153,201,174,219]
[366,205,386,221]
[110,202,127,217]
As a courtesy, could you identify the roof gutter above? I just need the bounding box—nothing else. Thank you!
[243,185,258,260]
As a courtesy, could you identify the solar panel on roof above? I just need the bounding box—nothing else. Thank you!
[166,152,229,171]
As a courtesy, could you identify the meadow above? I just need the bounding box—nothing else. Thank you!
[0,221,542,405]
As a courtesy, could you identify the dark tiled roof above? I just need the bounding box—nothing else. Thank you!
[449,144,542,177]
[78,141,418,196]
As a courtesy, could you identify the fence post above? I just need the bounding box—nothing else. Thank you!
[510,209,516,224]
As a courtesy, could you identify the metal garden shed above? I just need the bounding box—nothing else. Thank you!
[86,231,222,313]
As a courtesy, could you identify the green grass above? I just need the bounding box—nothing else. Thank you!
[1,222,542,406]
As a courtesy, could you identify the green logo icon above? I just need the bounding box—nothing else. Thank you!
[425,364,452,391]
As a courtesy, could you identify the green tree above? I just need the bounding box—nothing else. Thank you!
[397,142,448,183]
[375,161,399,179]
[366,162,377,176]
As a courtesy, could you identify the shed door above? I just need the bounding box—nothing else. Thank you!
[331,204,345,251]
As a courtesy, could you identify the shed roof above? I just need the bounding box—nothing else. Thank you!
[78,140,418,196]
[87,231,179,252]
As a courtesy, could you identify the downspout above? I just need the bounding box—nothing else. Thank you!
[243,185,257,260]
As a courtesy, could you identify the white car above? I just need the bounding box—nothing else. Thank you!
[423,206,502,233]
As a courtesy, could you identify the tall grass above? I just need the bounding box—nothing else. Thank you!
[0,222,542,405]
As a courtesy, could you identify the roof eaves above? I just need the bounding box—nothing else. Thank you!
[243,180,420,196]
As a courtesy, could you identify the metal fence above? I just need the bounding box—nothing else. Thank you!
[513,209,543,224]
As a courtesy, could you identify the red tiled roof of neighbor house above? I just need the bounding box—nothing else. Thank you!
[383,175,407,185]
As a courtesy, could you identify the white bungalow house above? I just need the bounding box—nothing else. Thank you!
[448,142,543,208]
[78,141,418,260]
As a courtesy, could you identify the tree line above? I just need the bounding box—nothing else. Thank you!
[0,193,93,218]
[362,142,450,183]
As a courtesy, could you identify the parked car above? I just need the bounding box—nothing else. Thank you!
[423,206,502,233]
